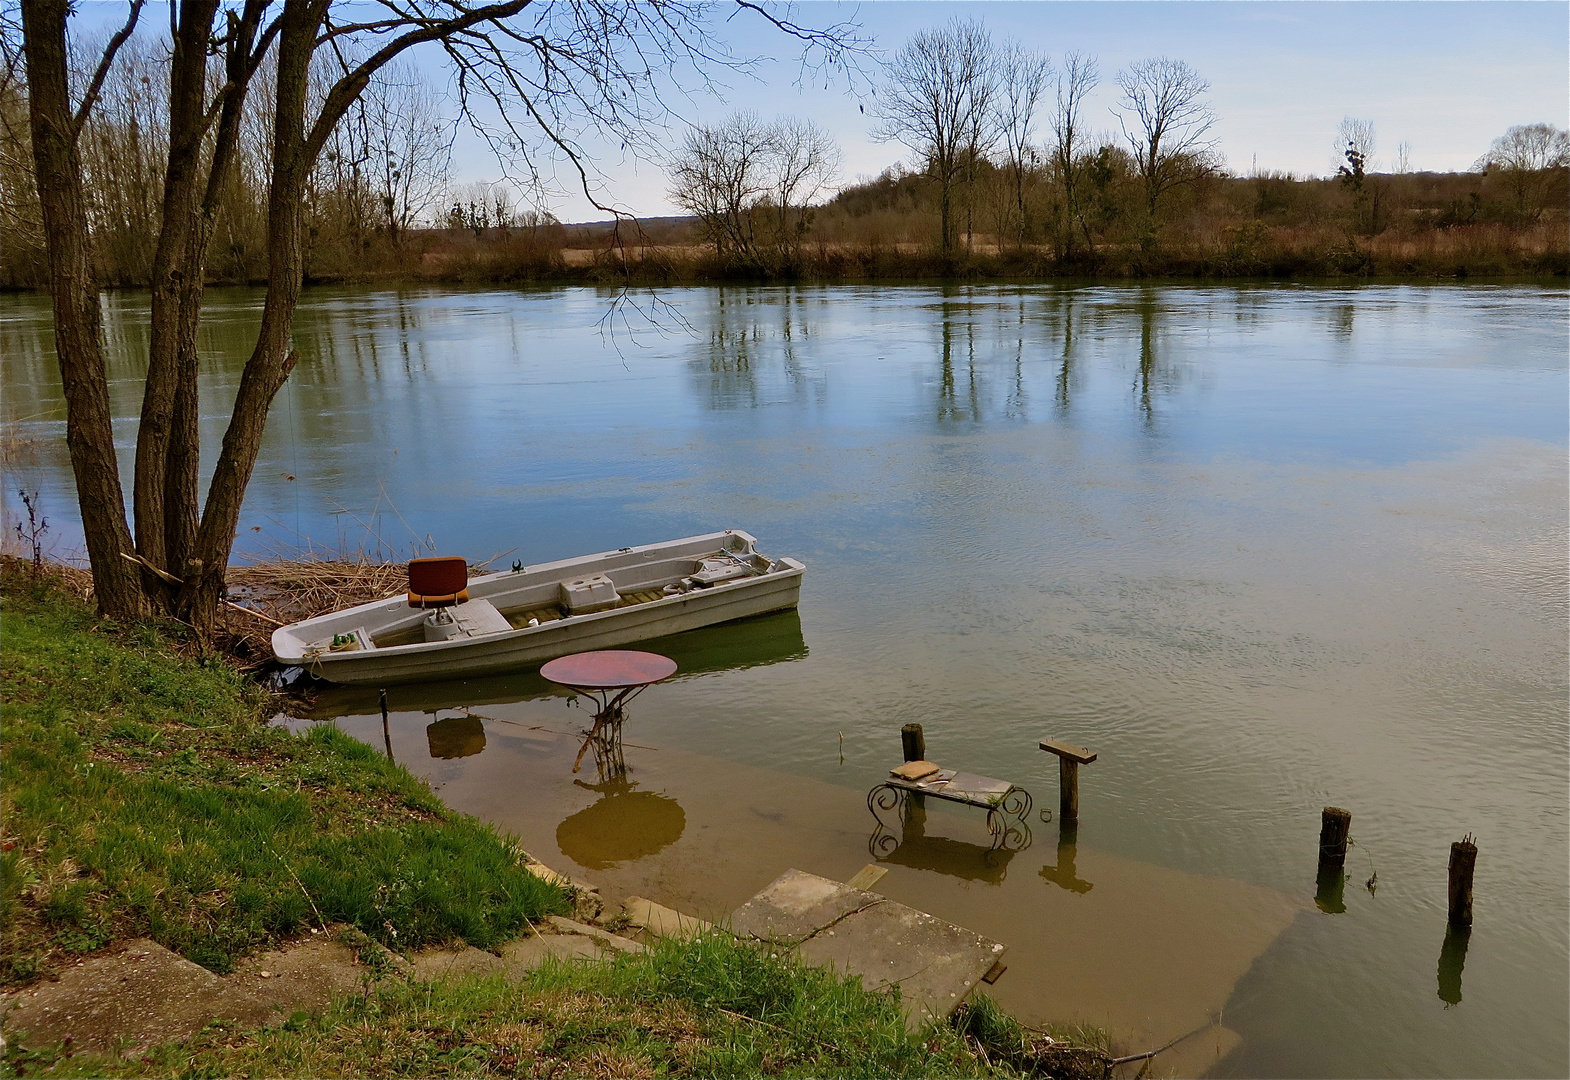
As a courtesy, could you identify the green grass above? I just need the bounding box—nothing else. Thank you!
[0,566,567,983]
[0,565,1107,1078]
[15,933,1075,1079]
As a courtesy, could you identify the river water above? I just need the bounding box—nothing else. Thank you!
[3,283,1566,1076]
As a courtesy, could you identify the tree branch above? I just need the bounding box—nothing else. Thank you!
[70,0,146,140]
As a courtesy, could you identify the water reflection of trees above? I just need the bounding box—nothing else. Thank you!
[924,287,1182,429]
[691,289,826,411]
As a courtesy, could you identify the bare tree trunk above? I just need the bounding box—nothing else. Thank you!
[22,0,145,619]
[179,4,318,634]
[939,171,953,259]
[136,2,218,605]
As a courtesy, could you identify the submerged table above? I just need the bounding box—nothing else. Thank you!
[540,650,678,774]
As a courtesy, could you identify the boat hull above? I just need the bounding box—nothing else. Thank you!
[270,531,803,685]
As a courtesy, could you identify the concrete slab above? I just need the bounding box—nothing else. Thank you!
[795,896,1006,1026]
[729,869,1004,1027]
[231,939,367,1015]
[409,945,506,981]
[0,939,279,1054]
[621,896,715,939]
[497,934,603,976]
[545,916,645,954]
[730,869,881,945]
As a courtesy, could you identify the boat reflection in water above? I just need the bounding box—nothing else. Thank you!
[306,608,808,732]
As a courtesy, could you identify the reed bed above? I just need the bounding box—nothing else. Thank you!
[219,556,416,663]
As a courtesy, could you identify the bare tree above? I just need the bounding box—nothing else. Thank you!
[362,63,452,246]
[669,111,840,268]
[1475,122,1570,221]
[21,1,863,629]
[1115,56,1218,249]
[765,115,840,261]
[1050,50,1098,259]
[668,110,775,263]
[1334,116,1376,172]
[0,29,46,287]
[992,41,1050,249]
[872,18,998,258]
[1335,116,1380,234]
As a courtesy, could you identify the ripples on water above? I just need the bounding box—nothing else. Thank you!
[3,283,1566,1077]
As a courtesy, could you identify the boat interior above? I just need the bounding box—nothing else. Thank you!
[285,532,788,657]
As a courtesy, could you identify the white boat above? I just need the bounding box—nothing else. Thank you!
[271,530,805,685]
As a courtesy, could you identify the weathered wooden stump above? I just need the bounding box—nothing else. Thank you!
[1318,806,1352,866]
[1448,836,1477,927]
[901,723,926,763]
[1038,739,1096,826]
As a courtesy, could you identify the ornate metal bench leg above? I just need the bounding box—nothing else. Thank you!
[867,783,905,832]
[986,807,1007,850]
[1001,787,1033,821]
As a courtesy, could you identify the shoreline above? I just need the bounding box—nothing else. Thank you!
[1,561,1095,1078]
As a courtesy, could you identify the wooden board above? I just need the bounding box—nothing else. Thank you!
[1038,738,1097,764]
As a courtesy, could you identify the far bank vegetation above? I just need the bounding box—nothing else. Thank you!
[2,21,1564,289]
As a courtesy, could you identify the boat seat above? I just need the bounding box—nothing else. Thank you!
[408,556,470,609]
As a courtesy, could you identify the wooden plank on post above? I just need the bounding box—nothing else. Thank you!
[901,723,926,763]
[1319,807,1352,867]
[1038,738,1097,765]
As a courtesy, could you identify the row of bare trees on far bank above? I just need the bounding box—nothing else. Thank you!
[825,18,1566,274]
[3,15,1566,295]
[1,29,539,291]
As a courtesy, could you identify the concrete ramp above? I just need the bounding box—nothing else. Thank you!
[730,868,1004,1026]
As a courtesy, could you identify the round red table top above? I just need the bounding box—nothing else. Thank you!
[540,650,678,691]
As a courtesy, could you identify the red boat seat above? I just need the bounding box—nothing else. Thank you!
[407,556,470,609]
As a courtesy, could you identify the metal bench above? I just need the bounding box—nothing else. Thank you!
[868,768,1033,851]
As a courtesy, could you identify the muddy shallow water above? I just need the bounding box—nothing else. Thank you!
[5,283,1567,1076]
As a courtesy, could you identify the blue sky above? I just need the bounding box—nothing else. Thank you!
[73,2,1569,222]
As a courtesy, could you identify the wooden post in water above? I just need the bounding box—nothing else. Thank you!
[379,688,394,762]
[1039,739,1097,827]
[1448,835,1477,928]
[1318,807,1352,866]
[901,723,926,763]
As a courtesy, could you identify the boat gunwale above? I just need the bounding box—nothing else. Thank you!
[270,531,802,668]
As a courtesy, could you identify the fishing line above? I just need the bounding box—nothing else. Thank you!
[286,354,302,550]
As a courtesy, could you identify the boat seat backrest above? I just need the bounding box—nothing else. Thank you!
[408,556,470,609]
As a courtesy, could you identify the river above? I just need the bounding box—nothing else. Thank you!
[3,283,1566,1076]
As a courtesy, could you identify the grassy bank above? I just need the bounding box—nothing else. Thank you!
[14,935,1107,1079]
[1,563,1105,1077]
[0,560,566,983]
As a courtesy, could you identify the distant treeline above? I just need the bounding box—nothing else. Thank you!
[1,21,1564,289]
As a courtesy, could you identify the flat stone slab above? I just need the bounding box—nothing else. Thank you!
[545,916,645,954]
[622,896,715,939]
[730,869,1004,1027]
[410,944,508,981]
[731,869,882,945]
[231,939,367,1015]
[414,931,617,982]
[497,934,602,975]
[0,939,278,1054]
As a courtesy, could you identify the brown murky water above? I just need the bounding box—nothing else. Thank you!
[307,679,1303,1074]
